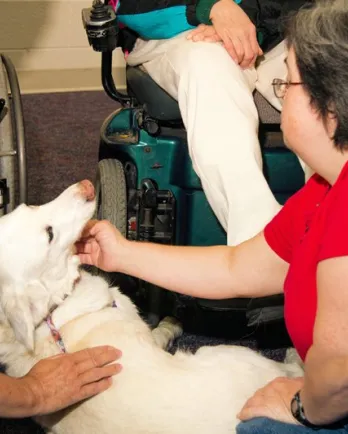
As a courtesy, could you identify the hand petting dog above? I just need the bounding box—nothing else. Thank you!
[238,377,304,424]
[22,346,122,416]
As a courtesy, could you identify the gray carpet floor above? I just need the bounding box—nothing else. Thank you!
[0,91,288,433]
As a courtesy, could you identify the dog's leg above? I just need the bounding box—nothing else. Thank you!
[151,317,183,350]
[0,323,38,377]
[284,347,303,366]
[283,347,304,377]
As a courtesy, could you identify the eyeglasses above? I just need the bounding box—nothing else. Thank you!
[272,78,303,99]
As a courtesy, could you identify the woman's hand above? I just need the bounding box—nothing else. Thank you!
[76,220,128,272]
[187,24,222,43]
[189,0,262,68]
[238,377,304,424]
[210,0,262,68]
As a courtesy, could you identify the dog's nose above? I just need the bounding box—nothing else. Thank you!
[79,180,95,201]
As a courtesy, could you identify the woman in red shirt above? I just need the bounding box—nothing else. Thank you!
[77,0,348,431]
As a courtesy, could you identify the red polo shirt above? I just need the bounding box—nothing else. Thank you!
[264,161,348,361]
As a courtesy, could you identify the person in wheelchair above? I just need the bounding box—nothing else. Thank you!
[114,0,310,246]
[78,0,348,431]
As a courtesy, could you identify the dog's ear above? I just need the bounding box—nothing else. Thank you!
[0,285,35,352]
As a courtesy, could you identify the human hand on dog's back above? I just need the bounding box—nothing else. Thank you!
[76,220,127,272]
[19,346,122,416]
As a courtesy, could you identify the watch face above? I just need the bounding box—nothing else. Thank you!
[291,392,305,424]
[291,395,300,418]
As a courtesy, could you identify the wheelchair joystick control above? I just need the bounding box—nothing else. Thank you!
[82,0,118,52]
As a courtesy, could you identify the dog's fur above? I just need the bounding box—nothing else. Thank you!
[0,182,303,434]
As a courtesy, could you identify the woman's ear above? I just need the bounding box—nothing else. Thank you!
[326,105,338,140]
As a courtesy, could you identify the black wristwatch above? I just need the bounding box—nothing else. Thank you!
[290,390,320,429]
[291,390,348,430]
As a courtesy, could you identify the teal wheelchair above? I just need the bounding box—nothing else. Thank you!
[82,0,304,338]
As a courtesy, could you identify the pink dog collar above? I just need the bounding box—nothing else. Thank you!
[46,314,66,353]
[45,300,118,354]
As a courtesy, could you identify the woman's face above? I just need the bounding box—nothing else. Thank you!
[281,47,335,165]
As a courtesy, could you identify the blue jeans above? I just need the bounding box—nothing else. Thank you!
[237,418,348,434]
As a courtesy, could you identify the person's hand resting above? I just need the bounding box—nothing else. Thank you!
[238,377,304,424]
[188,0,262,68]
[22,346,122,416]
[76,220,126,272]
[187,24,222,43]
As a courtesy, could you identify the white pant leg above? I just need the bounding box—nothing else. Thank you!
[128,36,281,246]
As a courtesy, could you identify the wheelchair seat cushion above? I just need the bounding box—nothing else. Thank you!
[127,66,182,121]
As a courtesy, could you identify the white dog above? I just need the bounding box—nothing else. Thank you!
[0,181,303,434]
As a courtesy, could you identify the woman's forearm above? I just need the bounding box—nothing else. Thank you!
[302,348,348,425]
[0,374,37,418]
[116,232,284,300]
[118,241,237,299]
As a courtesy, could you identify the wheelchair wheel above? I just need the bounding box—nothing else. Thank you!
[0,54,27,215]
[95,159,127,236]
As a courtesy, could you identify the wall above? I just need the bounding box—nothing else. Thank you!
[0,0,126,93]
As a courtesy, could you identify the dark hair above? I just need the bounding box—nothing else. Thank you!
[286,0,348,150]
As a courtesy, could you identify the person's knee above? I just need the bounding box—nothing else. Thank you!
[171,40,241,78]
[185,41,230,65]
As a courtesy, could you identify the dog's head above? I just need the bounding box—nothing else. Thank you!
[0,180,96,351]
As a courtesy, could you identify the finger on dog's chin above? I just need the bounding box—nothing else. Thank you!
[77,253,92,265]
[74,241,84,252]
[75,241,93,253]
[80,219,99,238]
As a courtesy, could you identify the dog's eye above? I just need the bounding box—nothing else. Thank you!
[46,226,54,243]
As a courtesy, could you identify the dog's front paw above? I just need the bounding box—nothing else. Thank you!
[158,316,183,338]
[152,316,183,350]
